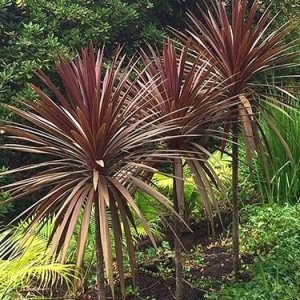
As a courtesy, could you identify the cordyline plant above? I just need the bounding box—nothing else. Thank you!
[0,47,186,300]
[139,39,238,299]
[179,0,299,274]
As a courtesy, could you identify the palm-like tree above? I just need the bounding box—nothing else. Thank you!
[180,0,299,274]
[0,47,185,299]
[139,40,236,299]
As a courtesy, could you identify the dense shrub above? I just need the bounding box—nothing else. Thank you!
[0,0,203,115]
[263,0,300,23]
[0,0,298,114]
[207,204,300,300]
[0,167,12,217]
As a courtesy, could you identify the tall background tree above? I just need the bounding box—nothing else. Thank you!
[180,0,299,275]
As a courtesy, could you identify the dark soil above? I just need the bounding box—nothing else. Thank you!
[77,216,252,300]
[203,246,233,282]
[78,245,242,300]
[80,274,204,300]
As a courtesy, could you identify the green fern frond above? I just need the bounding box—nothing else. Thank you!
[0,226,77,299]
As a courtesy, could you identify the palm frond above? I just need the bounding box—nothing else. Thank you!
[0,226,76,299]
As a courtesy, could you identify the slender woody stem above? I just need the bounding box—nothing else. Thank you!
[173,158,184,300]
[95,198,107,300]
[232,125,240,276]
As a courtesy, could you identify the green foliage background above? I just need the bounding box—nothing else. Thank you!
[0,0,202,115]
[1,0,298,116]
[207,204,300,300]
[0,1,299,297]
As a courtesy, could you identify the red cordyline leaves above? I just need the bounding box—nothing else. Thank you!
[186,0,297,91]
[179,0,299,163]
[141,40,228,134]
[139,40,238,227]
[177,0,299,276]
[0,47,186,298]
[138,40,240,298]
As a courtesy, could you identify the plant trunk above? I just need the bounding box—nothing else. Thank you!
[95,199,106,300]
[232,125,240,277]
[173,158,184,300]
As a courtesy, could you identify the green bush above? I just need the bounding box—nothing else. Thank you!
[206,204,300,300]
[262,0,300,24]
[0,167,12,218]
[0,0,298,116]
[0,0,203,118]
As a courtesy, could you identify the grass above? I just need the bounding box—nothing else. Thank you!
[255,103,300,204]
